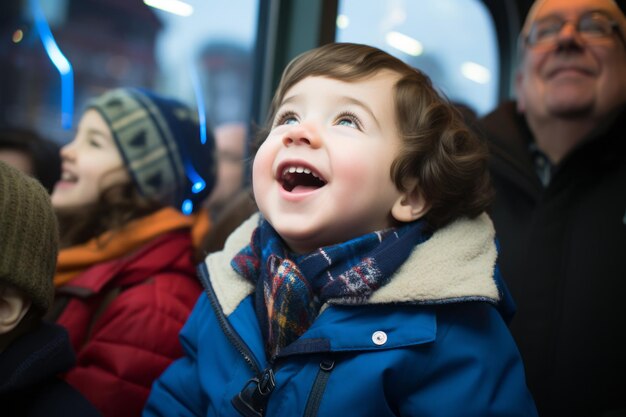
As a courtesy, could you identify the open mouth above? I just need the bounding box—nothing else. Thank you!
[279,164,327,192]
[60,170,78,183]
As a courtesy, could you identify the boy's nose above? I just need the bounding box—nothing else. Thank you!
[282,123,322,148]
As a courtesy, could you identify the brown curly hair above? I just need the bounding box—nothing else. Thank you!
[257,42,492,232]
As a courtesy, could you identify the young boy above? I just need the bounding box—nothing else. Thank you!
[0,161,100,416]
[144,43,537,416]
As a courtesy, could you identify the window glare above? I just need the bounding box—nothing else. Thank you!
[335,0,499,116]
[2,0,259,142]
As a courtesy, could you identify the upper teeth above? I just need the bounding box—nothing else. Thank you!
[282,166,320,179]
[62,172,77,181]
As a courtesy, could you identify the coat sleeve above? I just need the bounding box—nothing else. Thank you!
[397,303,538,417]
[143,293,210,417]
[64,273,202,417]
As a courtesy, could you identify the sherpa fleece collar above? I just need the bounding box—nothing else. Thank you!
[204,213,499,317]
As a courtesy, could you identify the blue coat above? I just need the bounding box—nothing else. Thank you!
[144,213,537,417]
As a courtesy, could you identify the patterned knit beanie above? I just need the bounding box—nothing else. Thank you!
[0,161,58,312]
[87,88,217,213]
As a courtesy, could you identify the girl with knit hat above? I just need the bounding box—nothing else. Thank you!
[47,87,216,417]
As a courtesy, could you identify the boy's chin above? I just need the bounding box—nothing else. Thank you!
[274,227,331,255]
[278,234,321,255]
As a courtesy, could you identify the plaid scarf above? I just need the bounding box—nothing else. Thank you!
[231,218,429,359]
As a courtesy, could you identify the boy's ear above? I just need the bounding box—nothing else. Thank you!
[0,286,31,335]
[391,181,429,223]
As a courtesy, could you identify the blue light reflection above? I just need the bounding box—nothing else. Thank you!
[30,0,74,129]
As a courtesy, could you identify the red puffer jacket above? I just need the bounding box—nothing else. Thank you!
[54,230,202,417]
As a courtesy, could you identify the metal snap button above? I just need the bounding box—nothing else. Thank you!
[372,330,387,346]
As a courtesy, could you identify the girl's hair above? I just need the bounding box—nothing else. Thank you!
[56,180,162,248]
[257,42,492,231]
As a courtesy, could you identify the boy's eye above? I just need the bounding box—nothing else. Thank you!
[336,112,362,130]
[337,118,357,128]
[275,111,299,126]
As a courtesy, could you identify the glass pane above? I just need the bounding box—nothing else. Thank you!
[0,0,260,143]
[335,0,498,116]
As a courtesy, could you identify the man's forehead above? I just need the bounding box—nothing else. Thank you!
[523,0,626,35]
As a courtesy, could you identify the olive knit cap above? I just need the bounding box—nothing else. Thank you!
[0,161,58,313]
[86,88,217,214]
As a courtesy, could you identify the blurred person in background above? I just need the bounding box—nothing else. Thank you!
[47,87,216,417]
[0,161,101,417]
[203,122,248,218]
[476,0,626,415]
[200,122,258,255]
[0,126,61,193]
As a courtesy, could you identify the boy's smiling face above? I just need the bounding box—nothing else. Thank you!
[253,71,409,253]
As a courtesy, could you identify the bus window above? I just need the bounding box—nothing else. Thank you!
[0,0,260,143]
[335,0,499,116]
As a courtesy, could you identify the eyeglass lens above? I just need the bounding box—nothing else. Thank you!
[529,12,616,45]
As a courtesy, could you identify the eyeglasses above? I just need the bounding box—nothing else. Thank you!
[525,11,624,47]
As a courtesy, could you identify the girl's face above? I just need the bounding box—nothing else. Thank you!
[51,109,130,209]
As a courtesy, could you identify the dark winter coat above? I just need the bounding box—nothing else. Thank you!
[477,101,626,417]
[0,322,101,417]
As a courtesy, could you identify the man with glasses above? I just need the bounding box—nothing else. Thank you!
[476,0,626,416]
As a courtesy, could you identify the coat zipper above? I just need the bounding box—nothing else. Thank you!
[199,263,336,416]
[197,263,262,375]
[303,358,335,417]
